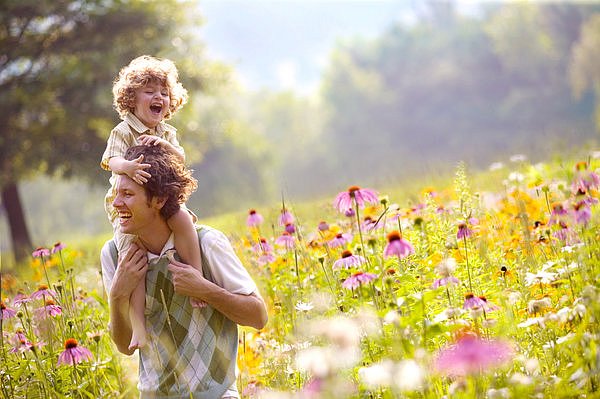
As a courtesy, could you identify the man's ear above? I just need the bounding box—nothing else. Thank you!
[151,196,168,210]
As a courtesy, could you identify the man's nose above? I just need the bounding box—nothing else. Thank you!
[113,194,123,207]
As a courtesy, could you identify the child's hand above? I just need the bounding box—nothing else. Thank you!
[139,135,168,147]
[126,155,151,184]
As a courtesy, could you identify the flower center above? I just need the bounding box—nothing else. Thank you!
[65,338,78,349]
[341,250,353,258]
[387,231,401,242]
[348,186,361,197]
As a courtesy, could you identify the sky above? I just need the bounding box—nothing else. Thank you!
[196,0,418,93]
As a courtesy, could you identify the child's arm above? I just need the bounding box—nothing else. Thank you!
[108,155,151,185]
[168,209,202,272]
[138,135,185,163]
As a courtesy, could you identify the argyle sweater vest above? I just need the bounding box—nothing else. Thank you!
[108,228,238,398]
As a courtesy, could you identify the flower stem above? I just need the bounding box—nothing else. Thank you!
[463,236,473,293]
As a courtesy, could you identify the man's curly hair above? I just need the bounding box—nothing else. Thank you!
[124,145,197,220]
[112,55,188,119]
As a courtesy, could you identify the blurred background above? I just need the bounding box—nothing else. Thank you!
[1,0,599,263]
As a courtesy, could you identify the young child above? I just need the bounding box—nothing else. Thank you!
[101,55,204,351]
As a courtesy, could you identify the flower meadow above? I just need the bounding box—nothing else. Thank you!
[1,156,600,398]
[234,159,600,398]
[0,244,132,398]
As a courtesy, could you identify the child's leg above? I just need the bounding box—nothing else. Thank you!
[115,231,148,350]
[167,208,205,307]
[129,279,147,350]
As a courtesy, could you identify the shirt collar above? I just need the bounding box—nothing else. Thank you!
[124,113,176,137]
[147,233,175,263]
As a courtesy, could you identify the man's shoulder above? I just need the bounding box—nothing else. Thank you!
[100,239,117,265]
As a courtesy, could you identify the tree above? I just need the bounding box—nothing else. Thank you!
[0,0,203,261]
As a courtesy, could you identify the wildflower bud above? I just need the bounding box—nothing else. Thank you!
[317,256,325,264]
[414,217,424,227]
[68,320,75,328]
[379,196,389,206]
[16,311,23,318]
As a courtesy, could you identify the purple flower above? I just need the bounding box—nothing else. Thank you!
[573,201,591,225]
[344,208,356,217]
[35,300,62,319]
[0,302,17,319]
[246,209,264,227]
[383,231,414,259]
[32,247,50,258]
[58,338,93,366]
[328,233,353,248]
[362,216,384,232]
[284,223,296,234]
[333,250,366,271]
[252,238,273,254]
[433,276,460,289]
[342,271,377,289]
[51,242,66,254]
[279,209,295,226]
[463,293,486,310]
[12,291,31,306]
[30,285,57,301]
[334,186,379,213]
[434,335,514,376]
[553,222,580,245]
[257,253,276,266]
[457,222,473,239]
[275,232,296,249]
[571,161,600,193]
[548,202,569,226]
[318,221,329,231]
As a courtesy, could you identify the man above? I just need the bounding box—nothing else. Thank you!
[100,145,268,398]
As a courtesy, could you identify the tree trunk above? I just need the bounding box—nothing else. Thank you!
[1,182,32,262]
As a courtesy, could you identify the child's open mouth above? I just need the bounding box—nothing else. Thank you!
[150,104,162,114]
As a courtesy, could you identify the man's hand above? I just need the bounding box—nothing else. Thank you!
[123,155,151,184]
[111,243,148,300]
[167,256,206,300]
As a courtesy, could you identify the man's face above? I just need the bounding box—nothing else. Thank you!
[112,175,163,236]
[133,82,170,129]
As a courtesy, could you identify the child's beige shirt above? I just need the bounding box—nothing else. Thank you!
[101,113,184,224]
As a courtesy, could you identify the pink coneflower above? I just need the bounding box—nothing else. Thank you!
[257,253,276,266]
[0,302,17,319]
[29,285,57,301]
[275,232,296,249]
[553,222,580,245]
[433,276,460,289]
[328,233,353,248]
[342,271,377,289]
[463,293,486,310]
[35,299,62,319]
[58,338,93,366]
[51,242,66,254]
[246,209,264,227]
[383,231,414,259]
[573,201,591,225]
[344,208,356,217]
[548,202,569,226]
[12,290,30,306]
[252,238,273,254]
[434,335,513,376]
[571,161,600,193]
[362,216,384,232]
[285,223,296,234]
[32,247,50,258]
[318,221,329,232]
[457,222,473,239]
[334,186,379,213]
[333,250,366,271]
[279,209,295,226]
[478,296,499,312]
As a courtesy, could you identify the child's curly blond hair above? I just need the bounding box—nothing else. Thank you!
[112,55,188,120]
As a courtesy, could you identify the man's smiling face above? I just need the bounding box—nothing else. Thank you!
[112,175,163,237]
[133,81,170,128]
